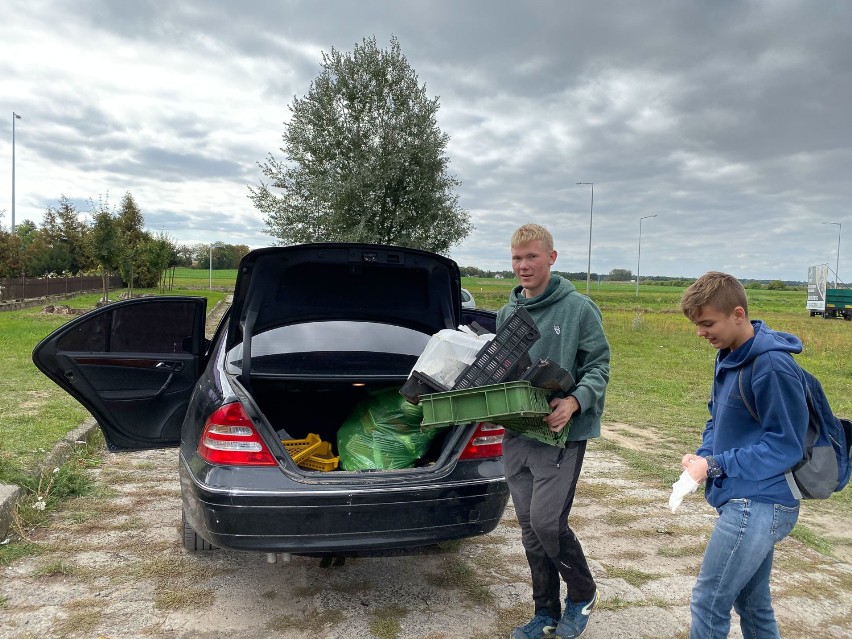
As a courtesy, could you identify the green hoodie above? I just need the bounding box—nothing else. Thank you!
[497,275,610,441]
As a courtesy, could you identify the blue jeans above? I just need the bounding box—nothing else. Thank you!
[690,498,799,639]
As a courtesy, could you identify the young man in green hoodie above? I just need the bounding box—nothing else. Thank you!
[498,224,610,639]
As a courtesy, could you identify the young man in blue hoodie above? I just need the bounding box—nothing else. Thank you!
[680,271,808,639]
[498,224,610,639]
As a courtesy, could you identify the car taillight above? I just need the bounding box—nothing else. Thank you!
[197,402,277,466]
[459,422,504,460]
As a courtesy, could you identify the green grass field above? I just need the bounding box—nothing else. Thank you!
[466,276,852,446]
[169,267,238,290]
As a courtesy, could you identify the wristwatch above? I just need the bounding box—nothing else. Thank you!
[704,455,724,479]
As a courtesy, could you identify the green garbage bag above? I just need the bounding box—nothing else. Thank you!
[338,388,438,470]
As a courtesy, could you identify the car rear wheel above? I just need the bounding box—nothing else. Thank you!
[182,509,215,552]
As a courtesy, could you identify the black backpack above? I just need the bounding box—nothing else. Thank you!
[738,356,852,500]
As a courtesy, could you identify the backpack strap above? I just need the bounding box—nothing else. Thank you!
[737,355,805,500]
[737,364,760,422]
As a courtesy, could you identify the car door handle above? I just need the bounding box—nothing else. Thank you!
[155,361,184,372]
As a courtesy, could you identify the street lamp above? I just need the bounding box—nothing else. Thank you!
[822,222,841,288]
[576,182,594,294]
[11,112,22,234]
[209,242,224,290]
[636,214,658,295]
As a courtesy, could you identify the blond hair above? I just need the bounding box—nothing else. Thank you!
[511,224,554,252]
[680,271,749,321]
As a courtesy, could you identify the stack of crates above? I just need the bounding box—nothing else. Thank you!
[416,307,570,446]
[281,433,340,471]
[452,306,540,389]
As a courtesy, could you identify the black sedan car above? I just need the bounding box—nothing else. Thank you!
[33,243,509,556]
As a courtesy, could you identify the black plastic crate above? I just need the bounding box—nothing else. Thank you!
[452,306,540,389]
[400,370,451,404]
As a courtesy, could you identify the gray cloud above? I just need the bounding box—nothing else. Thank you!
[2,0,850,282]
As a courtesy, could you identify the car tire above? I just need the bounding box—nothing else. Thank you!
[182,509,215,552]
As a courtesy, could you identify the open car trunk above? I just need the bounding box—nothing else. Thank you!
[247,378,465,473]
[220,244,473,474]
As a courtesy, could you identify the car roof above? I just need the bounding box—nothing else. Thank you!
[226,243,462,354]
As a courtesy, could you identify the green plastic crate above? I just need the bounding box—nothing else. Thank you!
[419,381,567,446]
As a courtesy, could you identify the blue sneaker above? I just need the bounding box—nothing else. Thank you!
[552,590,599,639]
[510,609,557,639]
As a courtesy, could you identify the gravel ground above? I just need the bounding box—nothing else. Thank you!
[3,297,850,639]
[1,437,851,639]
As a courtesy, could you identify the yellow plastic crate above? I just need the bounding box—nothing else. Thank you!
[281,434,340,471]
[281,433,322,463]
[299,442,340,472]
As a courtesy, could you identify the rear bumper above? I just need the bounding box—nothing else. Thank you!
[179,455,509,553]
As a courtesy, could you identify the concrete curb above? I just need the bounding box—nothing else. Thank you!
[0,485,22,540]
[0,418,102,541]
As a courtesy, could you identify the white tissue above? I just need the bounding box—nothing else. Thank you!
[669,470,699,513]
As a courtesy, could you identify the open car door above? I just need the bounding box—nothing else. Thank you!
[32,297,207,451]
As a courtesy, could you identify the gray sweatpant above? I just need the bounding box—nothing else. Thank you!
[502,432,596,618]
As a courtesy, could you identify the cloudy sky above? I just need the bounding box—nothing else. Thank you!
[1,0,850,282]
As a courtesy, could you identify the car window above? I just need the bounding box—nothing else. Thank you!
[56,302,200,354]
[225,321,431,376]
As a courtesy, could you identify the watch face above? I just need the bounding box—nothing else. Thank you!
[705,456,722,478]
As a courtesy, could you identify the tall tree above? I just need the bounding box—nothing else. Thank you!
[89,195,122,302]
[192,243,251,269]
[608,268,633,282]
[0,213,25,278]
[176,245,195,267]
[116,192,145,242]
[15,219,39,252]
[55,196,89,273]
[25,196,88,275]
[249,36,471,254]
[136,232,177,292]
[116,192,147,294]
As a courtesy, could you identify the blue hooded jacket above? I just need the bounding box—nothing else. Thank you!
[697,320,808,507]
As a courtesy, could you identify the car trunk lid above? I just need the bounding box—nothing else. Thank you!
[226,243,462,361]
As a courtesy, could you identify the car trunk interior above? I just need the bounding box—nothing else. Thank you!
[249,378,460,472]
